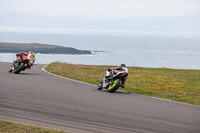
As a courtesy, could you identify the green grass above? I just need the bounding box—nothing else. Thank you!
[45,62,200,105]
[0,120,68,133]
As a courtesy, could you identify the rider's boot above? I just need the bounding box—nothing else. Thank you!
[121,80,125,88]
[121,84,125,88]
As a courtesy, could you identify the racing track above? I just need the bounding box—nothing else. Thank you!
[0,62,200,133]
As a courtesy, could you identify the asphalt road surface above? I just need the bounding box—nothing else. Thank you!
[0,62,200,133]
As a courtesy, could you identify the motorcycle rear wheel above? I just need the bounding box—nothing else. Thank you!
[14,63,25,74]
[108,79,120,93]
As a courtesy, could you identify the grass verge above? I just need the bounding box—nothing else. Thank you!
[0,120,67,133]
[45,62,200,105]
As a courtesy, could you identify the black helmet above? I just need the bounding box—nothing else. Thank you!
[120,64,126,67]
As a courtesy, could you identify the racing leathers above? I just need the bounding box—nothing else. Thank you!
[9,52,35,72]
[105,66,128,88]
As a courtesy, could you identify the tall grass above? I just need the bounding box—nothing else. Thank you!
[45,62,200,105]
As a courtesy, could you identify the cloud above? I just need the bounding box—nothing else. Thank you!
[0,0,200,19]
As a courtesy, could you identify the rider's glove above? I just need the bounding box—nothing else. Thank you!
[17,53,23,57]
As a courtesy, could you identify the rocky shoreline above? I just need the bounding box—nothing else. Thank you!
[0,42,91,54]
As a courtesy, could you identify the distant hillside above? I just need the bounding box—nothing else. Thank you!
[0,12,200,32]
[0,42,91,54]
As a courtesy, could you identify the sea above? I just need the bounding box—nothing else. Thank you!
[0,31,200,70]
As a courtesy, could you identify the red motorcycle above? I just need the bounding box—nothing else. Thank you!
[9,52,35,74]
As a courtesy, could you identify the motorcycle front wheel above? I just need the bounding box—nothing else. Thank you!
[108,79,120,93]
[14,62,25,74]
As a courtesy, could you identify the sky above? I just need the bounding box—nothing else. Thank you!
[0,0,200,34]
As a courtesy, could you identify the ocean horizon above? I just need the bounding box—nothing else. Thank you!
[0,31,200,70]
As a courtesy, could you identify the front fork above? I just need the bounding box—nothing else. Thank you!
[10,57,23,71]
[10,61,17,71]
[103,77,114,89]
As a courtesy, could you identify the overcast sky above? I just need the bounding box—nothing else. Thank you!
[1,0,200,19]
[0,0,200,33]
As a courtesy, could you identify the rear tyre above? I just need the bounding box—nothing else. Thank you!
[14,63,25,74]
[108,79,120,93]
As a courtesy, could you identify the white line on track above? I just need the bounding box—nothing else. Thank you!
[150,96,200,107]
[42,64,96,87]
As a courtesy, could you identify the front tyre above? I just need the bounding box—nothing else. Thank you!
[14,63,25,74]
[8,68,12,72]
[108,79,120,93]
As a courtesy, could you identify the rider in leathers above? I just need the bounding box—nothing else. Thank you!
[106,64,128,88]
[9,51,35,72]
[99,64,128,89]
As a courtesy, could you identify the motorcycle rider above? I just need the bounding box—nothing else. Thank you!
[9,51,35,72]
[98,64,128,89]
[107,64,128,88]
